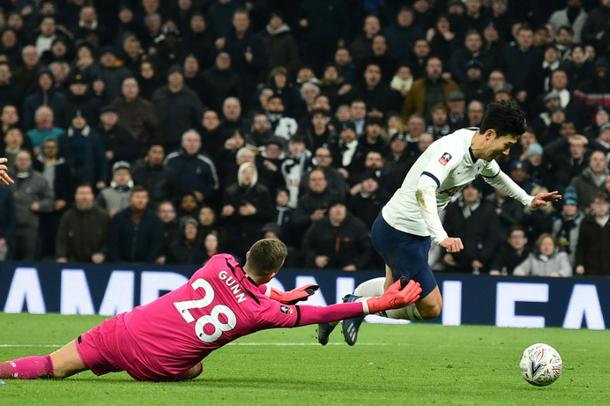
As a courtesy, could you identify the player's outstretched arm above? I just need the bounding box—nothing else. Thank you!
[0,340,89,380]
[483,169,562,208]
[295,279,422,326]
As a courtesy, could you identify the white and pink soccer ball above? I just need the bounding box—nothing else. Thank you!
[519,343,562,386]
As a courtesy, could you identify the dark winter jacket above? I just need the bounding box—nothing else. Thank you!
[55,206,109,261]
[107,208,162,263]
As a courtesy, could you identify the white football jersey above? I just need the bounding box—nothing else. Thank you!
[382,128,500,237]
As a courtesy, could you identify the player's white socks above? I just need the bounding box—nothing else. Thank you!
[353,277,423,321]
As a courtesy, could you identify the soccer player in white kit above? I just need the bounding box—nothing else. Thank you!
[317,101,562,345]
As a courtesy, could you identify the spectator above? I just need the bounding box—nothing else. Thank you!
[297,0,348,74]
[443,184,501,273]
[514,233,573,277]
[446,90,468,130]
[0,62,21,111]
[349,173,390,229]
[167,217,205,265]
[136,60,162,101]
[293,168,343,234]
[156,200,179,265]
[218,9,267,97]
[448,30,493,84]
[384,7,423,64]
[201,230,221,263]
[152,65,203,151]
[256,138,286,194]
[34,16,57,56]
[56,184,109,263]
[182,54,218,112]
[261,12,300,76]
[12,150,53,260]
[98,105,139,166]
[201,52,241,111]
[349,63,401,114]
[272,188,294,240]
[490,226,531,276]
[502,24,542,105]
[221,97,246,133]
[350,14,381,65]
[183,12,215,69]
[0,185,16,260]
[220,162,273,257]
[198,109,229,158]
[570,150,609,210]
[97,46,131,103]
[164,130,219,205]
[198,206,220,239]
[34,137,74,257]
[59,111,106,189]
[467,99,485,127]
[26,106,65,155]
[403,57,459,121]
[13,46,41,96]
[302,200,372,271]
[383,133,415,192]
[107,186,162,263]
[302,146,346,198]
[1,105,21,140]
[61,70,102,127]
[112,77,161,152]
[426,104,451,139]
[581,0,610,48]
[486,189,525,239]
[178,192,201,220]
[548,0,587,43]
[427,14,458,66]
[461,60,488,103]
[390,65,414,97]
[97,161,133,218]
[3,128,28,172]
[575,192,610,276]
[280,135,312,207]
[132,144,174,205]
[265,94,298,141]
[552,188,583,265]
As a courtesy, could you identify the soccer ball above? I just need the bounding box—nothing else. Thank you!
[519,343,562,386]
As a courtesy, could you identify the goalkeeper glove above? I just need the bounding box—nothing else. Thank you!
[364,278,422,314]
[270,284,319,304]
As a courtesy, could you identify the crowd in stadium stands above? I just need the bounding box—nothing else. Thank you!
[0,0,609,277]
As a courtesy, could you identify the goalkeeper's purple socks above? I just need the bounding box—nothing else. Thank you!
[0,355,54,379]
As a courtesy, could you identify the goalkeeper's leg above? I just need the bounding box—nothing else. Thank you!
[0,340,88,379]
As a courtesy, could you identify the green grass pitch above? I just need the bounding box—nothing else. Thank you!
[0,313,609,405]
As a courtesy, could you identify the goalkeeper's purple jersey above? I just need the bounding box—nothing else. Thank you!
[122,254,299,377]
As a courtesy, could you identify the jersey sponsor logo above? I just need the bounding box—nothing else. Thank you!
[280,305,293,315]
[439,152,452,166]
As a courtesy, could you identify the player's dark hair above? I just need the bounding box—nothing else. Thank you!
[480,101,527,138]
[247,238,288,275]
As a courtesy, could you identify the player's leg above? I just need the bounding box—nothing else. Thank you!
[175,363,204,381]
[0,340,88,379]
[383,266,443,320]
[49,340,89,378]
[316,277,386,345]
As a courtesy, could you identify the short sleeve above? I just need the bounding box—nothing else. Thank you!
[419,139,463,188]
[257,297,299,328]
[480,159,501,178]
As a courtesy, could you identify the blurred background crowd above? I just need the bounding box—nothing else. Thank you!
[0,0,609,277]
